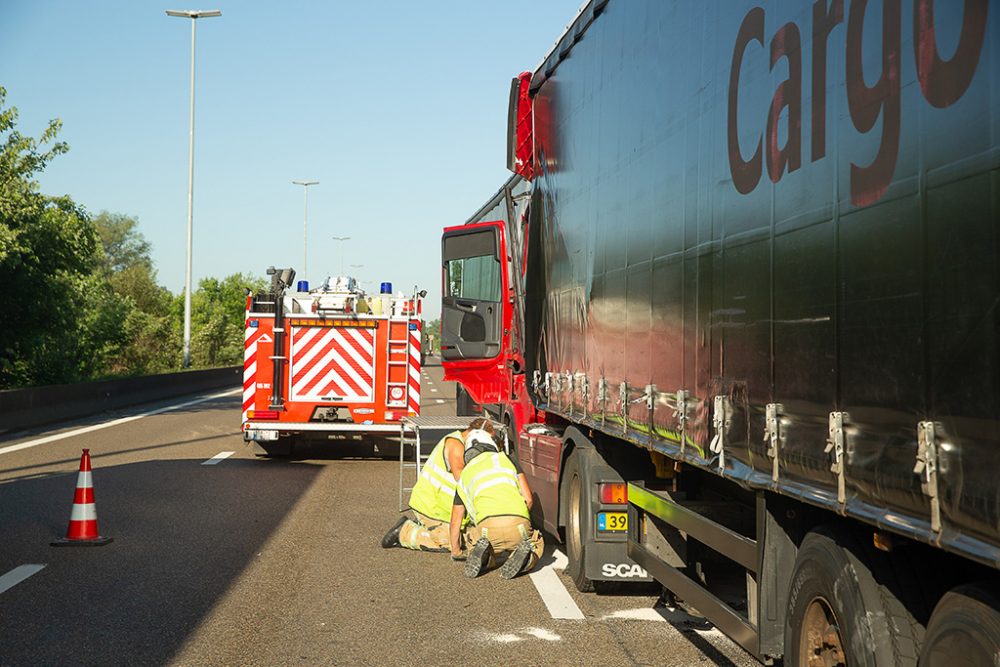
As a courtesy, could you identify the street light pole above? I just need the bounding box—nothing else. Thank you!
[292,180,319,282]
[332,236,351,277]
[166,8,221,368]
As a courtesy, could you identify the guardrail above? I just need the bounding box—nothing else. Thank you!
[0,366,241,434]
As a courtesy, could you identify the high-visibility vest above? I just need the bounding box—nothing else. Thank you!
[408,431,463,522]
[456,451,530,525]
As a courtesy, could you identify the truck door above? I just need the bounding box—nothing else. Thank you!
[440,221,511,404]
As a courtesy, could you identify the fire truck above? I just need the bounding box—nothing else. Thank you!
[242,267,424,455]
[442,1,999,664]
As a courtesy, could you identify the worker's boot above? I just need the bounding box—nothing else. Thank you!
[380,516,408,549]
[500,538,534,579]
[464,538,493,578]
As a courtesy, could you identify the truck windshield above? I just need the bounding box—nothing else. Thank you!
[446,255,501,302]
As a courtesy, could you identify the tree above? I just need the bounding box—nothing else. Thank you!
[0,87,108,387]
[91,211,179,376]
[424,318,441,355]
[92,211,152,275]
[0,87,265,386]
[187,273,265,368]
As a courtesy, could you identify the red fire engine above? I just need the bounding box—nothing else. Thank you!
[242,267,424,455]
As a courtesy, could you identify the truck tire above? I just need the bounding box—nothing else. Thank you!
[919,583,1000,666]
[785,527,921,667]
[503,412,517,458]
[456,385,478,416]
[563,450,595,593]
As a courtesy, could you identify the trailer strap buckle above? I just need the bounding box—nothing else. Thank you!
[764,403,783,483]
[709,395,731,471]
[914,421,942,535]
[824,412,848,509]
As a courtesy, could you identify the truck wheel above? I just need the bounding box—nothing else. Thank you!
[564,451,595,593]
[503,412,517,458]
[456,385,478,416]
[920,584,1000,666]
[785,527,921,667]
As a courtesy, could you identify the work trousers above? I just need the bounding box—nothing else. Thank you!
[398,511,450,551]
[464,516,544,573]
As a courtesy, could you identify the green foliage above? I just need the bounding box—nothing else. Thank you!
[188,273,266,368]
[92,211,152,275]
[0,87,104,387]
[91,210,180,376]
[0,88,259,388]
[424,318,441,354]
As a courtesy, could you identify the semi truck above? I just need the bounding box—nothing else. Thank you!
[440,1,998,664]
[243,267,424,455]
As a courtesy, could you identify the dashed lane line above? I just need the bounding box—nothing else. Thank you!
[0,565,45,595]
[436,399,445,404]
[202,451,236,465]
[0,389,242,457]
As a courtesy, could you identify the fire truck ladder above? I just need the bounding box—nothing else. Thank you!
[385,316,412,408]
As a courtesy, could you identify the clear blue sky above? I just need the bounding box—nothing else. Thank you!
[1,0,583,319]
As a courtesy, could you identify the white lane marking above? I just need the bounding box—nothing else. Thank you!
[529,562,585,620]
[473,627,561,644]
[435,399,445,404]
[602,608,666,622]
[478,632,522,644]
[430,388,438,393]
[0,564,46,595]
[202,451,235,465]
[0,389,241,456]
[522,627,561,641]
[551,549,568,570]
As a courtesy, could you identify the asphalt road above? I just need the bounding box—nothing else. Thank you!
[0,360,758,667]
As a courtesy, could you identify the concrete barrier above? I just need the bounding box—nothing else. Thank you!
[0,366,241,434]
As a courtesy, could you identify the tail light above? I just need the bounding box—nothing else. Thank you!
[250,409,280,420]
[599,482,627,504]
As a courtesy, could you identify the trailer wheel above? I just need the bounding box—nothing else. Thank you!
[785,527,921,667]
[564,451,595,593]
[919,583,1000,666]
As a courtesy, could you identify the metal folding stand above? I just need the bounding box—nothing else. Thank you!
[398,416,474,511]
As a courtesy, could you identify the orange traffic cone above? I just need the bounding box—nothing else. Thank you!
[51,449,113,547]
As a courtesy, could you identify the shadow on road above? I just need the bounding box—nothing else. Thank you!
[0,432,241,483]
[0,392,241,444]
[0,456,322,666]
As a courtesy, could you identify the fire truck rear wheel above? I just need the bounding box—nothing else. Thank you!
[564,451,595,593]
[920,583,1000,666]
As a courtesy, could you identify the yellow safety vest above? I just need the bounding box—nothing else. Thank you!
[408,431,462,522]
[456,450,530,525]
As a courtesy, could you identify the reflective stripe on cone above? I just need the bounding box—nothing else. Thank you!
[52,449,113,547]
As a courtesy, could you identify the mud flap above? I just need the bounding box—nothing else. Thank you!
[585,538,654,582]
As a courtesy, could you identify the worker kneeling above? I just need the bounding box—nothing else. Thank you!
[381,419,493,552]
[450,431,543,579]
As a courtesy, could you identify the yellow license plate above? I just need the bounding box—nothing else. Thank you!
[598,512,627,531]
